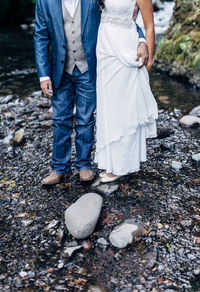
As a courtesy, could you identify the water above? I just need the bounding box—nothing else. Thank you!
[0,27,199,115]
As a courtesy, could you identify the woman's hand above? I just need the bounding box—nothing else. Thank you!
[137,0,155,73]
[146,59,154,73]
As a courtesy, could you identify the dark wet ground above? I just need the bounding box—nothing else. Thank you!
[0,28,200,291]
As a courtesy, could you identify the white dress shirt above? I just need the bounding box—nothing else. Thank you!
[40,0,146,83]
[64,0,79,18]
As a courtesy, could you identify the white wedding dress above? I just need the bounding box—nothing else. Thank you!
[95,0,158,175]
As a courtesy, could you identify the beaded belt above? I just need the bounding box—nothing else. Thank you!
[101,11,134,29]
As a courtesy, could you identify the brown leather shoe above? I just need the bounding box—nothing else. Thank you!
[42,171,71,185]
[79,169,94,182]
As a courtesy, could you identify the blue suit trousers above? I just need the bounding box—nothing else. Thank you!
[51,67,96,173]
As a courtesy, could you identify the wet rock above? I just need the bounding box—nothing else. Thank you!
[109,219,142,249]
[157,127,174,139]
[65,193,103,239]
[171,161,182,171]
[160,142,175,152]
[13,129,25,146]
[92,180,119,196]
[179,115,200,128]
[189,105,200,117]
[192,153,200,166]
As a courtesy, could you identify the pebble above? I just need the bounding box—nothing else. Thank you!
[58,262,64,269]
[83,241,92,251]
[192,153,200,166]
[27,271,35,278]
[187,254,196,260]
[179,115,200,127]
[65,193,103,239]
[19,271,27,278]
[110,277,118,284]
[160,142,175,152]
[109,219,142,249]
[97,238,109,246]
[171,161,182,171]
[157,223,163,229]
[13,129,25,146]
[64,245,83,257]
[45,220,59,230]
[193,267,200,276]
[180,220,192,227]
[21,220,33,227]
[189,105,200,117]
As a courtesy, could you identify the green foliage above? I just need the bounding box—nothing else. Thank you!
[155,0,200,74]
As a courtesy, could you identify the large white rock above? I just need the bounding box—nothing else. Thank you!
[179,115,200,127]
[189,105,200,117]
[65,193,103,239]
[109,219,142,249]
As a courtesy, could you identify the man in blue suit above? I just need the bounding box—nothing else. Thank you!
[34,0,148,185]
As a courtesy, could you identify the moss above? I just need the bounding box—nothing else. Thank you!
[155,0,200,84]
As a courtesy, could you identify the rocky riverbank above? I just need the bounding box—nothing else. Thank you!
[155,0,200,88]
[0,90,200,291]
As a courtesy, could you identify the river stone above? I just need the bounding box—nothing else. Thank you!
[192,153,200,166]
[109,219,142,249]
[92,181,119,196]
[189,105,200,117]
[171,161,182,171]
[65,193,103,239]
[179,115,200,127]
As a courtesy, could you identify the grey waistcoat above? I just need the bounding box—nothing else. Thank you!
[62,0,88,74]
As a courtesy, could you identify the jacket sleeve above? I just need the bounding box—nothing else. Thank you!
[136,23,145,40]
[34,0,50,79]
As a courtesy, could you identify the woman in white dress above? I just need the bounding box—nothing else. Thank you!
[95,0,158,182]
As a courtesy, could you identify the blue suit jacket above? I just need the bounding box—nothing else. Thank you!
[34,0,145,88]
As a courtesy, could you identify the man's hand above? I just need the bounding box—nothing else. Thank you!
[136,42,149,69]
[146,60,154,73]
[40,80,53,98]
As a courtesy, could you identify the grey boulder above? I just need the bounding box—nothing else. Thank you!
[65,193,103,239]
